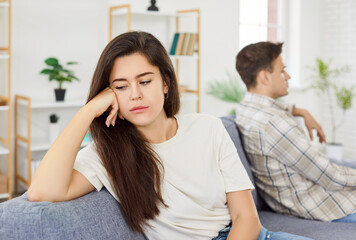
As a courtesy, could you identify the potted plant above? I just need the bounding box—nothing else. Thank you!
[40,57,79,101]
[310,58,354,161]
[207,71,246,115]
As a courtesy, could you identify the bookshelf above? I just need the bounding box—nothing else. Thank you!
[109,4,200,112]
[0,0,12,200]
[14,95,89,190]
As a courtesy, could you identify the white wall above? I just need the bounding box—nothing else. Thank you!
[11,0,107,101]
[284,0,356,159]
[283,0,325,146]
[321,0,356,158]
[11,0,239,114]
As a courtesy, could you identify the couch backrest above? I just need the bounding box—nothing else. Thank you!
[221,116,267,211]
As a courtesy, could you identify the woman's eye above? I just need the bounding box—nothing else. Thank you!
[115,86,127,90]
[140,80,151,85]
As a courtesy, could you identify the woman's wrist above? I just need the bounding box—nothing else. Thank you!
[80,103,97,121]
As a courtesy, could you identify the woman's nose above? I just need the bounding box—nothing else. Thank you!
[130,85,143,100]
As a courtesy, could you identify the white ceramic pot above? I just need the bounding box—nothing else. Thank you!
[326,143,343,164]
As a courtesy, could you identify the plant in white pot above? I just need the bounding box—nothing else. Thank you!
[310,58,354,162]
[40,57,79,101]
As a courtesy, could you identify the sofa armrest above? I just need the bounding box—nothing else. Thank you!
[0,188,146,240]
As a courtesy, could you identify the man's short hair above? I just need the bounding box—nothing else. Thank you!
[236,42,283,89]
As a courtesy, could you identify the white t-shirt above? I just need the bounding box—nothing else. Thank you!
[74,113,254,239]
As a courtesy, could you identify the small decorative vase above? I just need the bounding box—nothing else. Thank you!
[147,0,159,11]
[54,89,66,101]
[49,123,60,144]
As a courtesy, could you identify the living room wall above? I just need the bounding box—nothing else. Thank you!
[320,0,356,158]
[11,0,239,116]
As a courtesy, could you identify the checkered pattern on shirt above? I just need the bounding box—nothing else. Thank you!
[235,92,356,221]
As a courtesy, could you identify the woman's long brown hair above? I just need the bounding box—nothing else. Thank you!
[87,32,180,233]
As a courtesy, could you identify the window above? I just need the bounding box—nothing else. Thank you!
[238,0,284,50]
[238,0,297,86]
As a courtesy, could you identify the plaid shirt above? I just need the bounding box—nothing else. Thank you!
[235,92,356,221]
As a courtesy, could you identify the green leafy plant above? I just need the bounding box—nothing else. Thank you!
[40,57,79,89]
[310,58,354,143]
[207,71,246,115]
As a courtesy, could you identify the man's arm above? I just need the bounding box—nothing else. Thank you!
[265,114,356,190]
[292,106,326,143]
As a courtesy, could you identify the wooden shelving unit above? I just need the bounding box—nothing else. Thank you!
[14,95,88,190]
[109,4,200,112]
[0,0,12,200]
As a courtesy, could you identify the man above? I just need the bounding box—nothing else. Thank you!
[235,41,356,222]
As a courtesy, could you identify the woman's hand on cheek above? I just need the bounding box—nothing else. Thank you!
[114,92,125,121]
[86,87,119,127]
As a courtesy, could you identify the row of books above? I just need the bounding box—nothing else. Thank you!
[169,33,198,56]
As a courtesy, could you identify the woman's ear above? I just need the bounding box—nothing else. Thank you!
[163,80,169,94]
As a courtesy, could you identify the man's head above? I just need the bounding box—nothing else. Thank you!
[236,42,291,99]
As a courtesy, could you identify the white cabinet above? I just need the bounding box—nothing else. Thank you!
[109,5,200,112]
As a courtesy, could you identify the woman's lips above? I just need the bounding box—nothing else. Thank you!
[130,106,149,113]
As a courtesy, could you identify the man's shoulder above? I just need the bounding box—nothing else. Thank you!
[236,101,288,126]
[235,100,300,143]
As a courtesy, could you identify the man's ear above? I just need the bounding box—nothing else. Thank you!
[256,70,271,86]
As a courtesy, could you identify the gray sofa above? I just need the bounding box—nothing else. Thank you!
[0,116,355,240]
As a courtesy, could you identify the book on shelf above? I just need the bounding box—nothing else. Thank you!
[181,33,191,55]
[174,33,186,55]
[169,33,198,56]
[186,33,198,55]
[169,33,180,55]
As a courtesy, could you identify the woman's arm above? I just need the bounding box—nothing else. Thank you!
[28,88,119,202]
[226,190,261,240]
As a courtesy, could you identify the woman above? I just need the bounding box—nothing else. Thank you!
[28,31,311,240]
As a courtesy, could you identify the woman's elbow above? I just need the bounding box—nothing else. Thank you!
[27,188,43,202]
[27,187,57,202]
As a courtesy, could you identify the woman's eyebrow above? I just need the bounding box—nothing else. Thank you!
[112,72,154,84]
[136,71,154,79]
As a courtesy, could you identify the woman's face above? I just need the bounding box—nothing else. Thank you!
[109,52,168,128]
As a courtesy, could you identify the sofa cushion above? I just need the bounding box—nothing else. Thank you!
[0,189,146,240]
[259,211,356,240]
[221,116,267,211]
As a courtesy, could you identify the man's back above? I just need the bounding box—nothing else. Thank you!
[235,92,356,221]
